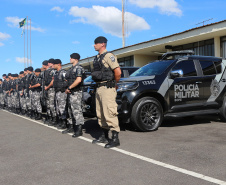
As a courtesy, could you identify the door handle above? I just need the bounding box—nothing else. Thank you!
[196,81,202,84]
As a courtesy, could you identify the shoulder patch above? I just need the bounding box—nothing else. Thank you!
[109,55,115,62]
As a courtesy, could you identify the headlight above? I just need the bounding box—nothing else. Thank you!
[117,81,139,92]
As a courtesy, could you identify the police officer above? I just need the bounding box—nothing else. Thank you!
[24,67,34,117]
[44,59,57,125]
[29,68,42,120]
[52,59,68,129]
[7,73,13,111]
[91,36,122,148]
[40,60,48,115]
[18,71,26,115]
[2,74,7,108]
[64,53,85,137]
[13,74,20,114]
[0,79,4,109]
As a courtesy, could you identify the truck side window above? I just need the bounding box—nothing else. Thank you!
[214,62,222,74]
[199,61,216,75]
[172,60,197,77]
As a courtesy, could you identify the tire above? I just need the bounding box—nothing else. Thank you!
[131,97,163,132]
[219,97,226,122]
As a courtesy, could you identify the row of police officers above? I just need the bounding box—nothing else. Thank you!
[0,36,121,148]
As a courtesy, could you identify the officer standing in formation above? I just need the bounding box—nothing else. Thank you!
[0,36,121,149]
[91,36,121,148]
[65,53,85,137]
[52,59,68,129]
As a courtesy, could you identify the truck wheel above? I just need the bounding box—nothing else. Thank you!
[131,97,163,131]
[219,97,226,122]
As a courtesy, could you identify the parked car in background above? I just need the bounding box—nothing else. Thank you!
[82,67,140,116]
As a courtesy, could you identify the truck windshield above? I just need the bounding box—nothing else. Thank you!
[130,60,174,77]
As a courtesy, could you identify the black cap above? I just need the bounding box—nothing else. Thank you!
[48,58,55,64]
[8,73,12,76]
[2,74,6,77]
[35,68,41,72]
[42,60,48,66]
[94,36,107,44]
[54,59,62,64]
[15,74,18,77]
[70,53,80,60]
[27,67,33,72]
[0,79,2,82]
[19,71,24,74]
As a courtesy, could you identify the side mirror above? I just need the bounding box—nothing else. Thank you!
[170,69,183,79]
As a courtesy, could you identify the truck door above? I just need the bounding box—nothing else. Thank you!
[168,60,204,112]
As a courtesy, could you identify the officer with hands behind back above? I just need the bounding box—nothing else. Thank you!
[91,36,122,149]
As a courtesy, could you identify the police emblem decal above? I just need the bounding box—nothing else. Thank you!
[210,79,220,96]
[110,55,115,62]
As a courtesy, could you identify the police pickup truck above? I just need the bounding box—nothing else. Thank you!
[117,50,226,131]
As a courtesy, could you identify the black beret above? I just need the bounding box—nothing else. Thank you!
[15,74,18,77]
[8,73,12,76]
[48,58,55,64]
[27,67,33,72]
[0,79,2,81]
[24,68,27,71]
[35,68,41,72]
[2,74,6,77]
[54,59,62,64]
[11,74,15,77]
[42,60,48,65]
[94,36,107,44]
[70,53,80,60]
[19,71,24,74]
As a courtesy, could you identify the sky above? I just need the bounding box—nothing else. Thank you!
[0,0,226,77]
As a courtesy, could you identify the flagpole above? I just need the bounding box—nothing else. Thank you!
[24,27,26,68]
[30,19,32,66]
[122,0,125,47]
[27,16,29,67]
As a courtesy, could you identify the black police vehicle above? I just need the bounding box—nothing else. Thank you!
[82,67,139,116]
[117,51,226,131]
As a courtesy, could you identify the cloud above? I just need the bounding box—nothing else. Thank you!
[0,42,4,47]
[50,6,64,12]
[16,57,32,64]
[0,32,11,40]
[129,0,182,16]
[69,6,150,37]
[5,59,11,62]
[5,16,45,32]
[72,41,80,44]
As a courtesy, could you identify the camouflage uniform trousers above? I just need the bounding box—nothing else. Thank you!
[3,91,7,106]
[19,91,26,110]
[13,91,19,108]
[33,91,42,113]
[46,88,56,117]
[7,93,12,108]
[67,91,84,125]
[25,90,32,110]
[55,91,67,120]
[30,91,36,112]
[0,93,4,106]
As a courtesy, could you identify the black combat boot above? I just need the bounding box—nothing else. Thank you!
[57,119,67,129]
[72,124,83,138]
[35,113,42,120]
[44,115,50,124]
[104,131,120,149]
[92,129,109,144]
[62,124,73,134]
[30,110,35,119]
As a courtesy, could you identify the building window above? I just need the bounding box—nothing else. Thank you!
[221,36,226,59]
[118,56,134,67]
[173,39,214,56]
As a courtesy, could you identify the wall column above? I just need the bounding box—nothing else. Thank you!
[214,36,221,57]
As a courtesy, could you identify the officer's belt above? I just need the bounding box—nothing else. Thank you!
[96,81,116,88]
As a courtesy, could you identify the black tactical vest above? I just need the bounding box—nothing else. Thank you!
[53,69,67,92]
[44,68,55,86]
[91,52,114,82]
[0,84,3,93]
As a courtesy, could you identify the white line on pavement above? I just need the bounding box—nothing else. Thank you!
[3,110,226,185]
